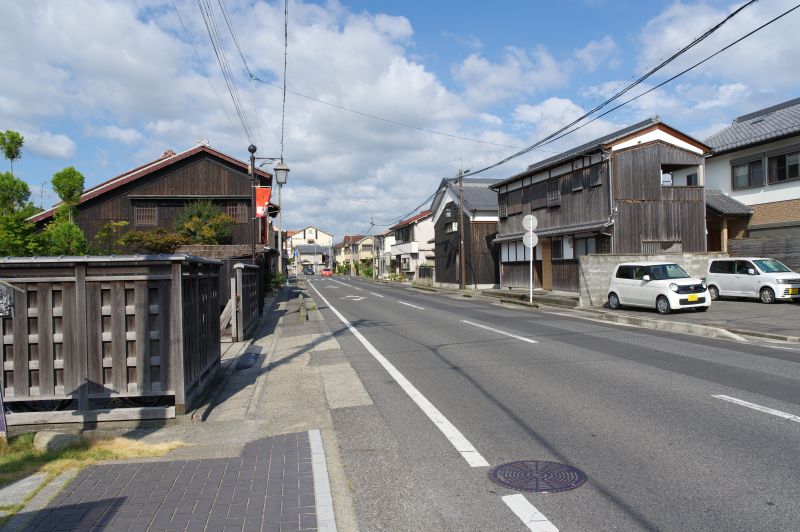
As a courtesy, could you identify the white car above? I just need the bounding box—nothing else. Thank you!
[608,261,711,315]
[706,257,800,303]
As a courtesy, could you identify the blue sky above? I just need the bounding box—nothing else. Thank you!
[1,0,798,237]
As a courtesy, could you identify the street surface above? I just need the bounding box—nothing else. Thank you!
[305,276,800,531]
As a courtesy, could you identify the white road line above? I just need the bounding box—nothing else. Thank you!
[306,282,489,467]
[333,280,351,287]
[461,320,538,344]
[369,292,384,298]
[713,395,800,423]
[502,495,558,532]
[398,301,425,310]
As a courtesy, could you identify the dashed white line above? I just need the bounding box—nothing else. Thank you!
[398,301,425,310]
[461,320,538,344]
[369,292,385,298]
[306,281,489,468]
[713,394,800,423]
[502,495,558,532]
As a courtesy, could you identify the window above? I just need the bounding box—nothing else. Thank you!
[401,257,411,271]
[768,150,800,184]
[445,221,458,233]
[709,260,735,274]
[445,209,452,218]
[134,203,157,226]
[732,160,764,189]
[641,241,682,254]
[571,170,584,192]
[551,238,563,260]
[735,260,755,275]
[498,193,508,218]
[547,178,561,207]
[530,181,547,210]
[589,162,605,187]
[395,226,412,243]
[616,265,633,279]
[226,202,248,223]
[574,237,596,258]
[686,173,698,187]
[507,188,523,215]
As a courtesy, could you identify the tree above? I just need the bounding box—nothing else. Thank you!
[51,166,85,221]
[118,228,188,254]
[0,130,24,174]
[175,200,236,245]
[0,171,42,256]
[42,217,88,255]
[91,220,129,255]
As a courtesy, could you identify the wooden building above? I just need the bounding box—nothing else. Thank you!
[430,178,500,288]
[492,117,711,292]
[30,142,278,256]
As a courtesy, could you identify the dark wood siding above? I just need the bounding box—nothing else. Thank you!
[71,154,266,243]
[611,142,706,253]
[434,202,498,286]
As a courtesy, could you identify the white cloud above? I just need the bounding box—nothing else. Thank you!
[452,46,569,105]
[97,125,143,144]
[24,130,77,159]
[574,36,620,72]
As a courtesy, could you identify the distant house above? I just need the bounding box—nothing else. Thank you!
[30,142,278,258]
[285,226,333,267]
[294,244,327,273]
[430,178,500,289]
[389,210,434,281]
[704,97,800,240]
[374,229,396,279]
[492,117,710,291]
[333,234,370,274]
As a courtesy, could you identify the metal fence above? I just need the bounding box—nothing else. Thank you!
[0,255,221,426]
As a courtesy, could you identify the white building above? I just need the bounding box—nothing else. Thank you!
[389,210,434,281]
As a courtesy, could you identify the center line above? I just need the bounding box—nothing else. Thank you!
[461,320,538,344]
[502,495,559,532]
[713,394,800,423]
[369,292,385,298]
[398,301,425,310]
[306,282,488,467]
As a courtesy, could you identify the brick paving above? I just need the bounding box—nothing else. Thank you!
[22,433,316,532]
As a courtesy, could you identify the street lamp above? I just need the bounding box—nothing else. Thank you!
[248,145,290,263]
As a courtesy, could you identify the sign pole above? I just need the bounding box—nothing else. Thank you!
[529,225,533,305]
[521,215,538,306]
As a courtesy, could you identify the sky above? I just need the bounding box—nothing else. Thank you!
[1,0,799,240]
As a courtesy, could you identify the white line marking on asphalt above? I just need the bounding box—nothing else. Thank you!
[398,301,425,310]
[461,320,538,344]
[333,279,351,287]
[309,429,338,532]
[369,292,384,298]
[713,395,800,423]
[762,344,800,352]
[502,495,558,532]
[306,282,489,467]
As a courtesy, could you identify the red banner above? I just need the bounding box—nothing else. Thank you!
[256,187,272,217]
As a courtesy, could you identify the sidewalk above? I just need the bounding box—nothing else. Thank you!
[3,286,362,532]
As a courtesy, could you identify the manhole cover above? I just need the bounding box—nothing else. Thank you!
[488,460,587,493]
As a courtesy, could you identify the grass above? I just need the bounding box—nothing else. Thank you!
[0,433,182,520]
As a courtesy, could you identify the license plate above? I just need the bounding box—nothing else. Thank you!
[687,294,699,302]
[789,288,799,295]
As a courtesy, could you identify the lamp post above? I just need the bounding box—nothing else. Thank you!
[247,145,289,263]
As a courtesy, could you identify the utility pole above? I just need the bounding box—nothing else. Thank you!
[248,145,258,261]
[458,167,466,290]
[369,215,375,279]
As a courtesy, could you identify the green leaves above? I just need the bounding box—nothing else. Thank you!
[175,200,236,244]
[0,130,24,174]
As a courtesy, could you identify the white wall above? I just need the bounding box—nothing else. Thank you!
[415,216,435,252]
[705,136,800,206]
[611,128,704,154]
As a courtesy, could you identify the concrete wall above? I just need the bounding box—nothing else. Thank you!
[578,252,729,307]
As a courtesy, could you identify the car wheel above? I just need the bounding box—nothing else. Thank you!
[608,292,621,310]
[708,285,719,301]
[695,306,708,312]
[759,287,775,304]
[656,295,671,315]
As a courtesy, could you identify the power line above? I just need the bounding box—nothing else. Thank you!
[170,0,238,134]
[532,2,800,156]
[461,0,758,178]
[198,0,253,142]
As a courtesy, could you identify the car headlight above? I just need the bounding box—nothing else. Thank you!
[776,278,787,284]
[701,281,707,290]
[669,283,679,292]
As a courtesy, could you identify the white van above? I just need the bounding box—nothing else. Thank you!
[705,258,800,303]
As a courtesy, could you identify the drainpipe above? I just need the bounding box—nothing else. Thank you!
[604,148,615,254]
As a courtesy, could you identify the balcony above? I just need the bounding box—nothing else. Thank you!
[391,241,419,255]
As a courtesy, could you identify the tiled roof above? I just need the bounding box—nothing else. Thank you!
[389,210,433,230]
[294,244,328,253]
[456,186,500,211]
[29,144,274,224]
[705,189,752,216]
[337,235,366,246]
[705,97,800,154]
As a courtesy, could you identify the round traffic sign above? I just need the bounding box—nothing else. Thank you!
[522,214,538,231]
[523,232,538,248]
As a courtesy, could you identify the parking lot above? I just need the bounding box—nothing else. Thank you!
[610,297,800,339]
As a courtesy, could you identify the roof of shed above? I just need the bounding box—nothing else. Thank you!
[705,189,752,216]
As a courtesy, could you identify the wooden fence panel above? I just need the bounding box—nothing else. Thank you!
[727,236,800,271]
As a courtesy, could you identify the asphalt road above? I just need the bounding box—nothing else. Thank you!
[303,276,800,532]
